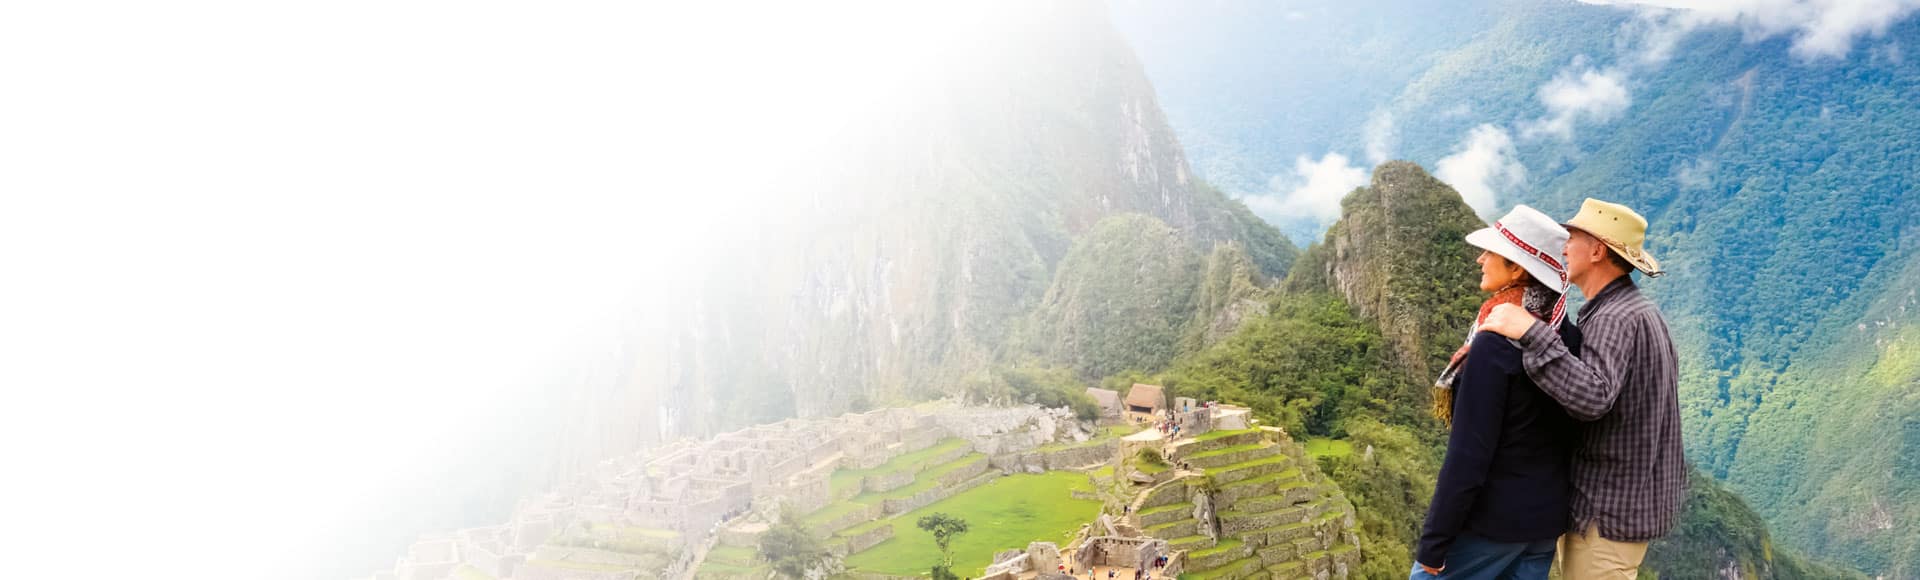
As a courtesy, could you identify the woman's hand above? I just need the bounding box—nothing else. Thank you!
[1481,303,1536,339]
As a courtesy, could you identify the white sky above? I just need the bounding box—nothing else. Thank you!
[1,2,664,577]
[0,2,994,577]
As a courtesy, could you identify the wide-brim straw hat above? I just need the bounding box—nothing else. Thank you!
[1563,198,1665,277]
[1465,204,1571,294]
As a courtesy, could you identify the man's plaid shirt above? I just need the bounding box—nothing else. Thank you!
[1518,276,1685,542]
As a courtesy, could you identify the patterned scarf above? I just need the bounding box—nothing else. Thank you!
[1431,278,1564,424]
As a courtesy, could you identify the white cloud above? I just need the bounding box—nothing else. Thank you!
[1616,8,1709,65]
[1435,125,1527,216]
[1246,152,1370,224]
[1675,157,1717,189]
[1363,110,1397,165]
[1522,64,1632,141]
[1583,0,1920,59]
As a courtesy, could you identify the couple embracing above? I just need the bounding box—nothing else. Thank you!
[1411,200,1685,580]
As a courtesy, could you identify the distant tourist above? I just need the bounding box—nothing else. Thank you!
[1414,206,1579,580]
[1479,199,1683,579]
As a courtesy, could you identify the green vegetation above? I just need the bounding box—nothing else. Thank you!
[916,512,971,574]
[1321,418,1437,580]
[1304,438,1353,459]
[1161,292,1399,438]
[1018,214,1205,380]
[802,443,989,539]
[1015,214,1293,385]
[1134,448,1171,474]
[1643,469,1864,579]
[962,366,1101,421]
[828,438,971,496]
[1187,428,1253,442]
[697,546,768,579]
[842,472,1101,578]
[759,508,833,579]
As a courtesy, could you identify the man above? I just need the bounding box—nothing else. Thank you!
[1480,199,1685,580]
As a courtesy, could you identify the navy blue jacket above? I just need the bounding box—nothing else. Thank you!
[1416,322,1582,568]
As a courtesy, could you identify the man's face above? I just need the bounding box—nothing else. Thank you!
[1564,229,1598,282]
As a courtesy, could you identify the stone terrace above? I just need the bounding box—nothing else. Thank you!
[1124,426,1361,580]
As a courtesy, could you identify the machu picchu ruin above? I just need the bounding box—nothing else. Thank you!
[360,397,1361,580]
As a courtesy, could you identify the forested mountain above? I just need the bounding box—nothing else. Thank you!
[661,2,1294,438]
[1123,0,1920,575]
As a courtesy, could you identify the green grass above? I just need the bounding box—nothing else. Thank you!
[807,451,986,530]
[1136,461,1170,475]
[1192,428,1258,442]
[841,472,1101,578]
[1146,519,1190,533]
[856,454,985,502]
[1184,443,1267,460]
[1169,534,1212,547]
[1184,556,1261,580]
[695,561,764,578]
[1039,437,1110,452]
[835,516,894,538]
[705,546,757,565]
[1210,454,1290,474]
[1221,466,1297,489]
[1190,538,1244,558]
[799,498,872,529]
[1303,437,1353,459]
[829,438,970,496]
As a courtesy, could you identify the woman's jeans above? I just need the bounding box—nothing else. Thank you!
[1408,533,1556,580]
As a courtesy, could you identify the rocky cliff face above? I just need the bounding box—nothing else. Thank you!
[1286,161,1484,383]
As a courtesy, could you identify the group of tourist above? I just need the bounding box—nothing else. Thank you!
[1154,419,1180,438]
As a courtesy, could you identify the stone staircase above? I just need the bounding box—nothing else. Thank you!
[1130,429,1362,580]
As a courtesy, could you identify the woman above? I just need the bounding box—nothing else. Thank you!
[1412,205,1581,580]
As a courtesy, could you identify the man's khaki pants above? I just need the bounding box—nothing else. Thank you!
[1554,524,1649,579]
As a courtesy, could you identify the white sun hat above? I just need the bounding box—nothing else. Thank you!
[1465,204,1571,295]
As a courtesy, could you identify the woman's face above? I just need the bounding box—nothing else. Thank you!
[1476,250,1526,292]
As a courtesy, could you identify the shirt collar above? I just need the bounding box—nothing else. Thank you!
[1578,274,1637,319]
